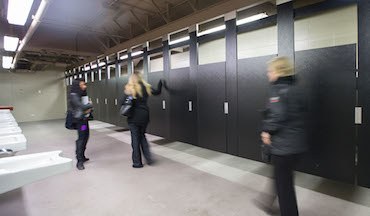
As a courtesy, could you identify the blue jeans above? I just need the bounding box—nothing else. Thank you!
[128,123,152,166]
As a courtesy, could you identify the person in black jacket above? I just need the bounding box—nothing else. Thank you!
[258,57,308,216]
[69,78,93,170]
[119,71,162,168]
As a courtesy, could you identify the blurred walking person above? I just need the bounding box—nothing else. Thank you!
[69,78,93,170]
[257,57,308,216]
[120,72,162,168]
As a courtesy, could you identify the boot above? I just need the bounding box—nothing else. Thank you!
[77,162,85,170]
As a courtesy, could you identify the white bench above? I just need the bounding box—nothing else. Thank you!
[0,127,22,136]
[0,151,72,194]
[0,134,27,153]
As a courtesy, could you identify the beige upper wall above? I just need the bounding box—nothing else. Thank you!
[294,4,357,51]
[198,37,226,65]
[0,69,67,123]
[237,25,278,59]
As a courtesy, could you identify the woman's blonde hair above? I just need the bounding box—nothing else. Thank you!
[125,71,152,98]
[268,57,294,77]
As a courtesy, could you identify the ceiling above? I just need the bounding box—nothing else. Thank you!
[0,0,319,71]
[0,0,227,71]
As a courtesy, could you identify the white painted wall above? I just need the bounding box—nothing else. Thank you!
[171,50,190,69]
[0,69,67,122]
[294,5,357,51]
[237,25,278,59]
[198,37,226,65]
[150,56,164,72]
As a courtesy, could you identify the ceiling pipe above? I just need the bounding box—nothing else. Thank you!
[11,0,52,69]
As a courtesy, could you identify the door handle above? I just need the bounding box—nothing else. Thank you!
[224,102,229,115]
[162,100,166,110]
[189,101,192,112]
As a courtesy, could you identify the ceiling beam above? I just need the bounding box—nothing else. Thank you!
[151,0,170,23]
[187,0,197,12]
[94,36,109,50]
[70,0,269,69]
[117,1,157,15]
[104,29,120,45]
[130,10,149,32]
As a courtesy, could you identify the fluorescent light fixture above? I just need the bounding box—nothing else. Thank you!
[132,51,144,56]
[91,64,97,69]
[120,54,128,60]
[197,25,226,37]
[98,62,106,67]
[4,36,20,51]
[85,66,91,70]
[7,0,34,26]
[2,56,13,69]
[237,13,268,26]
[169,36,190,45]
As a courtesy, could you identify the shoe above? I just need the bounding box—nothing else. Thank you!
[82,157,90,162]
[147,160,154,165]
[77,162,85,170]
[253,199,280,215]
[132,164,144,168]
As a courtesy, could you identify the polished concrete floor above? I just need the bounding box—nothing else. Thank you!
[1,120,370,216]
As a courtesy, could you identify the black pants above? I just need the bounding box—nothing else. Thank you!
[272,154,299,216]
[128,123,152,166]
[76,120,89,163]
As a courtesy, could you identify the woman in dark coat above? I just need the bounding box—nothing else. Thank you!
[120,71,162,168]
[260,57,308,216]
[69,78,93,170]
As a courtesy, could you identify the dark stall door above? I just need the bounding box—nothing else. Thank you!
[89,81,100,121]
[197,62,227,152]
[147,72,167,137]
[97,79,108,123]
[106,78,119,125]
[116,75,129,128]
[295,45,356,184]
[237,55,275,161]
[169,67,197,145]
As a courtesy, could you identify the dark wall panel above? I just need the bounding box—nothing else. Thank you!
[295,45,356,184]
[169,67,197,145]
[107,79,118,125]
[358,0,370,189]
[237,55,275,161]
[147,71,167,137]
[197,62,227,152]
[97,79,108,122]
[277,1,294,61]
[116,75,129,128]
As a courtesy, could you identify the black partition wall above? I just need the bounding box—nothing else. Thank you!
[147,71,167,137]
[65,0,369,187]
[237,55,274,161]
[197,62,227,152]
[116,74,129,128]
[295,45,356,184]
[169,67,197,145]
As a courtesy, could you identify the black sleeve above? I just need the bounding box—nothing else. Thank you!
[70,94,93,111]
[262,91,288,135]
[119,93,128,106]
[151,80,162,95]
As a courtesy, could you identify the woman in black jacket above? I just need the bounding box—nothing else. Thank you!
[120,71,162,168]
[69,78,93,170]
[260,57,308,216]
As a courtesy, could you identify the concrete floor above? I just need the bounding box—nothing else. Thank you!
[1,120,370,216]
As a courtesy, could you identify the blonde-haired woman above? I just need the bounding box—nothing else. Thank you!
[119,71,162,168]
[259,57,308,216]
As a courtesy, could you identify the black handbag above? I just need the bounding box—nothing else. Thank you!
[65,110,77,130]
[120,95,134,116]
[261,143,272,163]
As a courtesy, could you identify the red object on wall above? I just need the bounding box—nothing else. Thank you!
[0,106,13,111]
